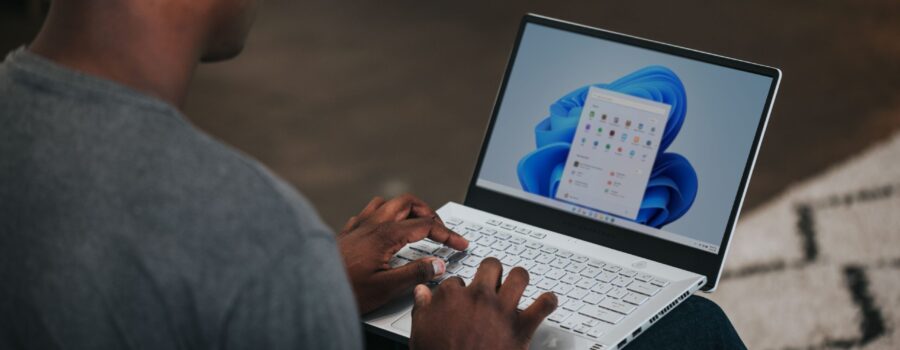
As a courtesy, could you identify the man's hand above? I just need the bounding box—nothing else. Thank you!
[410,258,558,350]
[337,194,469,314]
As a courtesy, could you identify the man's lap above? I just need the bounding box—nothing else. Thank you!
[364,296,745,349]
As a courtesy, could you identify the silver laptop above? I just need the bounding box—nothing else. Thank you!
[364,14,781,349]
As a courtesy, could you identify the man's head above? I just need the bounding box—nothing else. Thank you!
[199,0,263,62]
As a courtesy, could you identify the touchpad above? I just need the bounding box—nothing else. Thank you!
[390,310,413,333]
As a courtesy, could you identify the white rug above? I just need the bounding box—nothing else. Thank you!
[707,132,900,349]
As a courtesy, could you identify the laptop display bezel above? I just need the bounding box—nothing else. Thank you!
[463,14,781,291]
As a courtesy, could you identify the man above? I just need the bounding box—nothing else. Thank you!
[0,0,746,349]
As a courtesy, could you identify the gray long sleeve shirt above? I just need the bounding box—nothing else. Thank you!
[0,48,362,349]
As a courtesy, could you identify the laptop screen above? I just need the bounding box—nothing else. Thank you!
[475,23,775,254]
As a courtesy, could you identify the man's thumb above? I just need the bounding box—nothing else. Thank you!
[387,257,445,286]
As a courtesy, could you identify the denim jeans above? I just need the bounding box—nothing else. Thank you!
[364,296,746,349]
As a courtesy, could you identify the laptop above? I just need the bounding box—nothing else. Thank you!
[364,14,781,349]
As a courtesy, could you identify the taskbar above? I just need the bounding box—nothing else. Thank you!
[476,179,720,254]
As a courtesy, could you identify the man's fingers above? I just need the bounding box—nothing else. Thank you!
[380,257,445,291]
[498,267,529,309]
[518,292,558,336]
[412,284,432,315]
[379,218,468,251]
[340,197,386,233]
[471,258,503,293]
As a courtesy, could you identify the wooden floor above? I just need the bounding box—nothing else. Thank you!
[3,0,899,229]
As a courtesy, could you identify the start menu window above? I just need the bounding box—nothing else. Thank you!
[555,87,671,219]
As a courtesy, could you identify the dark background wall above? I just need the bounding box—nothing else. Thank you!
[3,0,899,229]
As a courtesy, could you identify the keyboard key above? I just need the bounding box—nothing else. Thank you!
[635,273,654,282]
[540,246,558,254]
[562,300,584,312]
[548,310,572,323]
[552,283,574,295]
[529,231,547,239]
[603,264,622,273]
[464,223,482,231]
[463,231,482,241]
[599,298,636,315]
[537,279,558,290]
[622,292,648,306]
[523,285,538,297]
[575,278,597,290]
[571,255,589,263]
[409,241,441,254]
[509,237,526,245]
[587,259,606,268]
[433,247,456,259]
[486,219,501,226]
[517,298,534,311]
[491,241,511,251]
[500,254,521,266]
[397,248,428,261]
[524,241,542,249]
[500,223,516,230]
[531,264,551,275]
[573,324,589,334]
[606,287,628,299]
[445,217,463,225]
[535,254,555,265]
[555,250,574,259]
[591,283,613,295]
[565,263,586,274]
[505,244,526,255]
[610,276,632,288]
[520,249,540,260]
[567,287,590,300]
[579,306,624,324]
[480,228,497,235]
[587,327,604,338]
[470,246,491,257]
[549,258,570,269]
[518,260,536,270]
[515,227,532,234]
[461,256,481,267]
[495,232,511,240]
[560,273,582,285]
[458,267,476,278]
[560,319,577,330]
[477,237,496,247]
[628,281,661,296]
[619,269,637,278]
[583,292,605,305]
[596,271,617,283]
[580,266,602,279]
[447,262,464,273]
[650,278,670,287]
[545,268,566,280]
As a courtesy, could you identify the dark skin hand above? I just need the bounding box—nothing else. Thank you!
[338,194,469,314]
[410,258,559,350]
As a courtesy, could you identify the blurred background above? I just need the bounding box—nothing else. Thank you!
[3,0,899,349]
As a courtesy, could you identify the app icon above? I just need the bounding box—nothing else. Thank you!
[638,123,644,130]
[625,120,632,128]
[593,140,599,147]
[589,111,595,118]
[646,140,652,146]
[609,130,616,137]
[585,124,591,131]
[574,161,580,167]
[609,171,614,176]
[633,136,640,143]
[605,143,611,150]
[613,117,620,124]
[601,114,608,121]
[629,150,636,157]
[597,127,603,134]
[620,133,627,142]
[580,137,586,145]
[617,146,623,153]
[651,126,656,133]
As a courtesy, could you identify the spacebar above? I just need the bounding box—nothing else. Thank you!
[579,306,624,324]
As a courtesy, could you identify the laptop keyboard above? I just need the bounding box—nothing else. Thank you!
[391,216,672,340]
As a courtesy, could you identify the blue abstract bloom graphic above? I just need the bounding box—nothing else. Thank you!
[516,66,698,228]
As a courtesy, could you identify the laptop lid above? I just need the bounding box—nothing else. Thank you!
[464,14,781,291]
